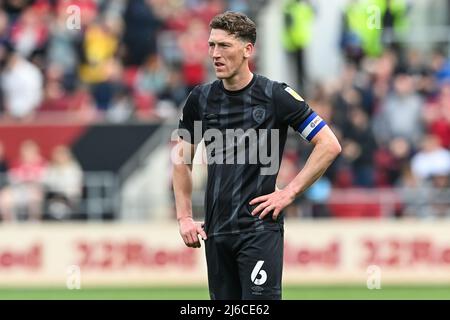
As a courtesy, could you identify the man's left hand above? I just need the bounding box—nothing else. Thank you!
[249,188,296,220]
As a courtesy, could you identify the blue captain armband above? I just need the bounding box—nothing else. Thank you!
[297,112,327,142]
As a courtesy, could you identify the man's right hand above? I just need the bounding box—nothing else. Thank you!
[178,217,207,248]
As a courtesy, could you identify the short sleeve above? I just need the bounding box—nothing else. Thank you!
[178,87,202,144]
[273,83,327,142]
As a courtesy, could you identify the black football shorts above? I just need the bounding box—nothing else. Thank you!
[204,229,284,300]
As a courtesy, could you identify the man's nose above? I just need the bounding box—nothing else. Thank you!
[211,46,221,58]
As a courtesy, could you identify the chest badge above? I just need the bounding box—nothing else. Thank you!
[252,106,266,124]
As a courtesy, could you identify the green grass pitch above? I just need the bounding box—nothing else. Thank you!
[0,285,449,300]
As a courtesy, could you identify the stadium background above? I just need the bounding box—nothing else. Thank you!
[0,0,450,299]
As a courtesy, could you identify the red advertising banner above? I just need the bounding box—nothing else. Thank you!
[0,221,449,286]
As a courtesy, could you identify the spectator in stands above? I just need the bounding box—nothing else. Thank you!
[134,53,184,119]
[396,164,424,218]
[106,85,134,123]
[431,48,450,85]
[39,64,71,112]
[373,68,424,148]
[122,0,162,66]
[340,0,409,60]
[159,68,188,108]
[331,62,374,128]
[78,17,122,112]
[0,42,43,121]
[304,176,332,218]
[411,134,450,182]
[405,134,449,219]
[0,140,47,222]
[134,53,170,101]
[382,136,413,186]
[39,63,97,121]
[342,106,377,187]
[423,81,450,148]
[0,10,10,45]
[369,49,397,102]
[43,145,83,220]
[178,18,209,91]
[46,6,81,85]
[9,6,49,59]
[428,172,450,218]
[2,0,30,24]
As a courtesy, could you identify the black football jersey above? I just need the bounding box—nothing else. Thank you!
[179,74,326,237]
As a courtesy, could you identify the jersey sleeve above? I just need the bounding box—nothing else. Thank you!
[273,82,327,142]
[178,87,202,144]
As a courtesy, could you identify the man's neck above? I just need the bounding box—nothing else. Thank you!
[222,70,254,92]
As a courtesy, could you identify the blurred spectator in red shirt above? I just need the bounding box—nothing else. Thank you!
[9,6,48,59]
[423,82,450,148]
[178,18,209,91]
[0,140,47,221]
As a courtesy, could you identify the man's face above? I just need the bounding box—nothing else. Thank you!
[208,28,252,80]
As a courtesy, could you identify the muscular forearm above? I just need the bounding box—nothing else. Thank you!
[285,137,341,198]
[173,163,194,221]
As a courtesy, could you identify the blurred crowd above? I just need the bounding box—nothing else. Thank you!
[0,0,261,123]
[0,0,263,221]
[0,139,83,221]
[0,0,449,221]
[277,0,450,219]
[278,47,450,219]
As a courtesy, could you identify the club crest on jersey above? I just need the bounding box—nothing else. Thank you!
[285,87,304,101]
[252,106,266,124]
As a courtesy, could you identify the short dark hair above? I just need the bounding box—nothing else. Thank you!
[209,11,257,45]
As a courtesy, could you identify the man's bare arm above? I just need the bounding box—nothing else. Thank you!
[173,139,207,248]
[250,126,341,219]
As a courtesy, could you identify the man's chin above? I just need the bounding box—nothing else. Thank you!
[215,71,231,80]
[215,72,226,79]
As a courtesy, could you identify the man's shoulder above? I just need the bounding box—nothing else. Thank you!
[255,74,287,91]
[192,79,221,96]
[253,75,291,101]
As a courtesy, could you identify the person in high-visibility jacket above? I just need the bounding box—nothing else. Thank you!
[282,0,315,89]
[341,0,409,60]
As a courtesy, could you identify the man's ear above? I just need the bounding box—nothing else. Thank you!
[243,43,254,59]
